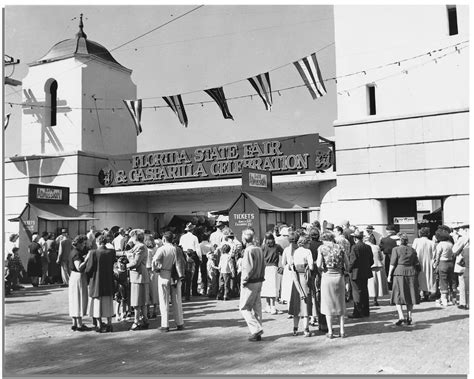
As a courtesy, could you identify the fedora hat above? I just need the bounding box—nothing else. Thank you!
[185,222,196,232]
[366,225,374,230]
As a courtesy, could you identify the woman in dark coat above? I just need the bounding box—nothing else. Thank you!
[85,234,116,333]
[388,233,421,325]
[27,233,43,287]
[46,233,61,284]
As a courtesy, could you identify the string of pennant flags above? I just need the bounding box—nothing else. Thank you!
[5,40,468,135]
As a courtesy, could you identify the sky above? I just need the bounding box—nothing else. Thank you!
[3,4,336,156]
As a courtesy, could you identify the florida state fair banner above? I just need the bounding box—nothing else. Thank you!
[98,133,334,187]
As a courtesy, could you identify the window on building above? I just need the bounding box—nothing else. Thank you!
[49,80,58,126]
[367,84,376,116]
[447,5,458,36]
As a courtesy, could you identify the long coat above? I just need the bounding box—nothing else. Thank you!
[348,241,374,280]
[127,242,150,284]
[85,246,116,298]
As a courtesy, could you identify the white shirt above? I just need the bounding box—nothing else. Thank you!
[210,229,224,248]
[179,232,202,259]
[113,234,125,251]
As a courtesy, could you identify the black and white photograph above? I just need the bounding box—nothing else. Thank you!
[2,3,471,377]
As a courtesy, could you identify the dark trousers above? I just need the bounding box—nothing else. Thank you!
[191,256,201,295]
[218,273,231,299]
[200,256,208,295]
[182,269,193,300]
[311,272,327,330]
[384,254,392,290]
[351,277,370,317]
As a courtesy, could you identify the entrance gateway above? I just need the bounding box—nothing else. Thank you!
[94,133,336,238]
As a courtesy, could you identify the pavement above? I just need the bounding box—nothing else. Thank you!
[2,284,470,376]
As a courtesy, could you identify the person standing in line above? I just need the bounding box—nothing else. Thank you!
[57,228,72,287]
[388,233,420,325]
[317,231,349,339]
[45,233,60,284]
[85,234,116,333]
[348,230,374,318]
[145,235,159,319]
[86,225,97,250]
[365,225,377,245]
[340,220,355,248]
[261,232,283,314]
[412,227,436,301]
[68,235,90,331]
[379,225,398,283]
[153,231,185,332]
[453,224,469,310]
[280,231,300,308]
[217,244,233,300]
[308,228,326,330]
[199,232,213,296]
[127,230,150,331]
[179,223,202,297]
[275,226,290,303]
[240,228,266,342]
[27,233,43,287]
[210,220,226,250]
[288,235,314,337]
[113,228,126,256]
[38,232,49,285]
[366,236,388,306]
[433,228,455,307]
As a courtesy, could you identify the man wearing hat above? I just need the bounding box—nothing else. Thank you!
[348,230,374,318]
[56,228,72,287]
[210,219,226,249]
[366,225,377,245]
[179,223,202,297]
[379,224,398,282]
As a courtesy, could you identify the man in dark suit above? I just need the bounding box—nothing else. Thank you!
[348,230,374,318]
[379,224,398,290]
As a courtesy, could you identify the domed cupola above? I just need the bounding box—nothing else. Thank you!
[29,14,128,70]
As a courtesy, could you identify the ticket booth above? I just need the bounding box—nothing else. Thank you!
[9,184,96,267]
[223,168,312,244]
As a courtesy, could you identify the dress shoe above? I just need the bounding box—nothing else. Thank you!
[176,324,184,331]
[248,330,263,342]
[395,319,405,326]
[129,323,141,331]
[71,325,77,331]
[458,305,467,310]
[76,324,91,332]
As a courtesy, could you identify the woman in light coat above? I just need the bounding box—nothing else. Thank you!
[412,227,436,301]
[366,237,388,306]
[127,230,150,330]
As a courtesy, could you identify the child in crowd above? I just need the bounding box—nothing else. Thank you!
[207,249,220,298]
[217,244,234,300]
[114,255,130,321]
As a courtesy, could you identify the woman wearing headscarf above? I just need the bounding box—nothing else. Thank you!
[27,233,43,287]
[261,232,284,314]
[412,227,436,301]
[127,230,150,330]
[68,235,90,331]
[317,231,349,339]
[388,233,421,325]
[85,234,116,333]
[288,235,314,337]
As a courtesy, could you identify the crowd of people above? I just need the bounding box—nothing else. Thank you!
[3,218,469,342]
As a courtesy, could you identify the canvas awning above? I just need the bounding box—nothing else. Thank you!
[8,203,97,222]
[211,191,319,215]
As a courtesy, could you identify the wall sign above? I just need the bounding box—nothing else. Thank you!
[394,217,416,225]
[28,184,70,204]
[242,168,272,192]
[99,133,334,187]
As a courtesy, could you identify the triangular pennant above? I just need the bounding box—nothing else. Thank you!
[294,52,327,100]
[4,113,11,130]
[204,87,234,120]
[122,99,143,135]
[247,72,273,111]
[163,95,188,127]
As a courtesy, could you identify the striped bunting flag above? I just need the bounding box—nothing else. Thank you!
[204,87,234,120]
[163,95,188,127]
[122,99,143,135]
[248,72,273,111]
[294,52,327,100]
[4,113,11,130]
